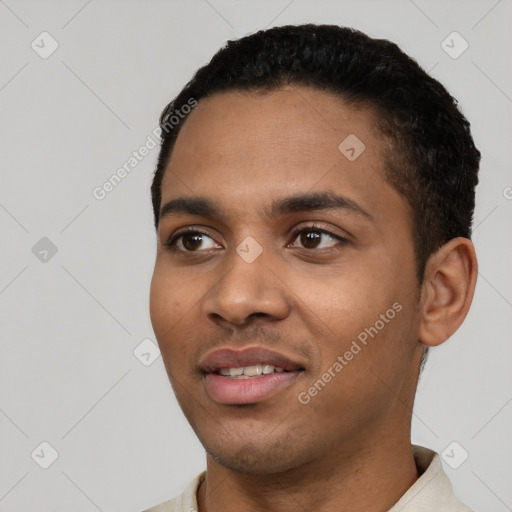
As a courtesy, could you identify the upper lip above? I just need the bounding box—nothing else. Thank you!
[200,346,305,373]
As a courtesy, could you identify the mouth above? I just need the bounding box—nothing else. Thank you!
[217,363,290,378]
[200,347,305,405]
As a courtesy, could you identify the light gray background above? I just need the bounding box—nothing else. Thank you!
[0,0,511,511]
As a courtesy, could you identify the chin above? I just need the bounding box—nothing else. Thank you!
[202,435,309,475]
[208,449,297,474]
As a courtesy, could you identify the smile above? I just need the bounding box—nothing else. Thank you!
[218,364,286,378]
[200,347,305,404]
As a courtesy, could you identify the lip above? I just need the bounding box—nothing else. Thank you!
[200,346,305,405]
[200,346,304,373]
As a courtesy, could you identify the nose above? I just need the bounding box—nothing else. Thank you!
[201,246,291,327]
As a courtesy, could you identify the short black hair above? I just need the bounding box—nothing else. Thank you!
[151,23,480,282]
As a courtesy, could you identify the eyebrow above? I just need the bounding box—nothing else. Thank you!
[159,196,220,220]
[267,192,371,219]
[159,192,372,222]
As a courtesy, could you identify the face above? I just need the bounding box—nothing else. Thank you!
[150,86,425,474]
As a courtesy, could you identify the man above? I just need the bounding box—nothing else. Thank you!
[146,24,480,511]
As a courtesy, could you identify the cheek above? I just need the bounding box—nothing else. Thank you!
[302,257,415,370]
[149,262,209,381]
[304,271,384,336]
[149,264,186,349]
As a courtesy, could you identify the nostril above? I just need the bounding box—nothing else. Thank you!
[249,312,270,319]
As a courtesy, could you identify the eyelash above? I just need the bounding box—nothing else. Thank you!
[164,223,347,252]
[165,227,212,250]
[289,223,346,249]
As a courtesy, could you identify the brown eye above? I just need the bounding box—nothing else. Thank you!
[300,231,322,249]
[290,227,343,250]
[166,229,220,252]
[182,233,204,251]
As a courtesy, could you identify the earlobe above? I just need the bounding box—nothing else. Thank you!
[418,237,478,347]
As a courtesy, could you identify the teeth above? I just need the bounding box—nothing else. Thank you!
[219,367,243,376]
[218,364,285,378]
[243,364,262,376]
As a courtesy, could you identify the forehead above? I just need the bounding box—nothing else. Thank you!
[161,86,408,228]
[166,86,384,173]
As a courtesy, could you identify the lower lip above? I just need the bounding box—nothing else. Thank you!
[204,372,302,405]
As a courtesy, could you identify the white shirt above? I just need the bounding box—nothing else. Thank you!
[144,445,473,512]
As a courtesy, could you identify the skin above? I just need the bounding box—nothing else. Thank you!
[149,86,477,512]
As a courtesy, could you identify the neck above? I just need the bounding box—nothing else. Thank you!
[197,432,418,512]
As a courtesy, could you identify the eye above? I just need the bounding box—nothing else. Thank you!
[165,228,220,252]
[289,224,346,250]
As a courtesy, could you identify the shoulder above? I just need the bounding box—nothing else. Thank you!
[388,445,473,512]
[142,472,205,512]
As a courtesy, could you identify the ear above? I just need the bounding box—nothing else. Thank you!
[418,237,478,347]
